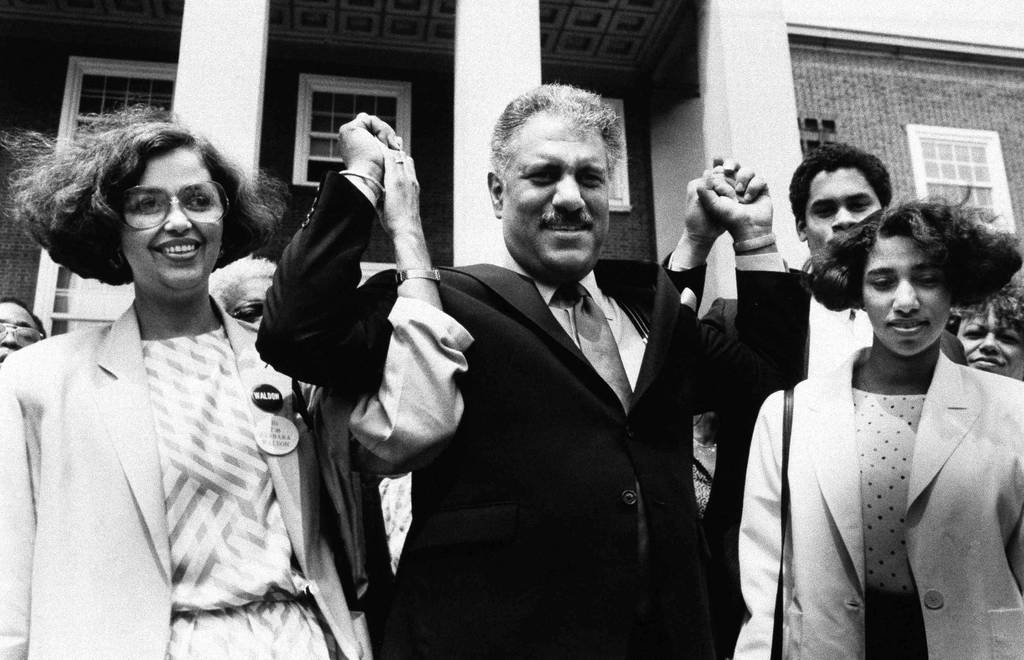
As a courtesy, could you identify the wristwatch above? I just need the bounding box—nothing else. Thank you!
[395,268,441,284]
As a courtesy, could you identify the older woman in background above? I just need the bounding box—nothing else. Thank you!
[955,281,1024,380]
[0,109,469,658]
[0,296,44,367]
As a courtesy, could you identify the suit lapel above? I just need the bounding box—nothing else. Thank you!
[95,305,171,581]
[457,263,593,369]
[606,264,675,405]
[908,356,978,510]
[224,313,314,570]
[806,356,866,589]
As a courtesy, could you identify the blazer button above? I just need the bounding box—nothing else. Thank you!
[621,489,638,506]
[923,589,944,610]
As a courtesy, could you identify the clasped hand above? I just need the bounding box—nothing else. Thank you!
[336,112,422,239]
[681,158,773,246]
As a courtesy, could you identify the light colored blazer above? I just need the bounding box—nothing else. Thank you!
[734,350,1024,660]
[0,304,372,660]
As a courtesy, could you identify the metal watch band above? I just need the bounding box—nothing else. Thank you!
[395,268,441,284]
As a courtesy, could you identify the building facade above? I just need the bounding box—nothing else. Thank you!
[0,0,1020,333]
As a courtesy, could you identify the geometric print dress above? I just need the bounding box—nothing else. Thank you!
[142,328,332,659]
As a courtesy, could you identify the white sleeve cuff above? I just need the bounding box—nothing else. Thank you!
[735,253,787,272]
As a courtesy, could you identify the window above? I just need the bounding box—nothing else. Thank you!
[293,75,412,186]
[33,57,176,335]
[602,97,631,213]
[798,116,837,155]
[907,124,1015,231]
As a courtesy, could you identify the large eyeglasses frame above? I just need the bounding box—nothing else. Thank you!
[121,180,229,231]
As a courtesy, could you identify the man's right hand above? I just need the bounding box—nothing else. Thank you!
[337,112,403,185]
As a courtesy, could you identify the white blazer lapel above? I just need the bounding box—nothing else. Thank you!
[908,355,978,510]
[95,305,171,580]
[807,351,866,588]
[224,314,313,570]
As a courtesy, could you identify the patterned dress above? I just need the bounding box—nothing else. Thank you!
[142,328,332,659]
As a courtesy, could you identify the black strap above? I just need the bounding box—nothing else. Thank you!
[290,379,360,606]
[771,388,794,660]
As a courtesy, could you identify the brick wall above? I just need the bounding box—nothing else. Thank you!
[790,42,1024,227]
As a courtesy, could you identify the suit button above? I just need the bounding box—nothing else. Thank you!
[624,426,634,440]
[307,581,321,597]
[923,589,944,610]
[621,489,638,506]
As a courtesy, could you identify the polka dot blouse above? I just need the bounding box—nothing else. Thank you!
[852,389,926,594]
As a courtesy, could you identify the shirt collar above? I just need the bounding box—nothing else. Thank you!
[500,245,604,310]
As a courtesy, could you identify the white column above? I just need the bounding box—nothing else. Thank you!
[452,1,541,266]
[173,0,270,170]
[652,0,806,310]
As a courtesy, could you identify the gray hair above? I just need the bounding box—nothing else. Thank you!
[489,83,623,176]
[209,255,276,311]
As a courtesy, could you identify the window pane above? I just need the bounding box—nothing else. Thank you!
[974,188,993,207]
[311,111,335,133]
[309,136,334,157]
[355,94,377,114]
[307,159,340,183]
[957,164,972,181]
[312,91,333,112]
[921,140,936,159]
[940,163,956,179]
[975,165,990,183]
[377,96,396,116]
[954,144,970,162]
[971,146,986,162]
[924,161,939,178]
[937,143,953,160]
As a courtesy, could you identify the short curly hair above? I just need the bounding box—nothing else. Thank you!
[490,83,623,178]
[3,107,288,285]
[789,142,892,222]
[806,200,1022,311]
[953,281,1024,338]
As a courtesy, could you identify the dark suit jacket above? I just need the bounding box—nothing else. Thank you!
[258,172,808,659]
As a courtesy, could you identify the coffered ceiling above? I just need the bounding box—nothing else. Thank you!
[0,0,695,84]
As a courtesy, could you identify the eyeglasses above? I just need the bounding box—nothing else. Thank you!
[0,322,42,346]
[229,301,264,324]
[122,181,228,230]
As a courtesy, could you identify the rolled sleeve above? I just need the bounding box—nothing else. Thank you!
[348,297,473,470]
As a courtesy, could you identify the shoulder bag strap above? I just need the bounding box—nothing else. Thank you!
[770,388,794,660]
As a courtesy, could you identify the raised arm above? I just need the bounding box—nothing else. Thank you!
[258,114,439,394]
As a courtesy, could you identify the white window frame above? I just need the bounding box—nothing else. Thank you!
[602,97,631,212]
[906,124,1015,231]
[293,74,412,187]
[33,56,176,334]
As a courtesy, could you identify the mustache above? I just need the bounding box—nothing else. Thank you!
[540,208,594,229]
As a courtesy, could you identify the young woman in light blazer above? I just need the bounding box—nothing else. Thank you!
[734,201,1024,659]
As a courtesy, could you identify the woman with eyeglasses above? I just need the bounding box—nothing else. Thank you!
[734,201,1024,659]
[0,296,44,367]
[0,108,469,659]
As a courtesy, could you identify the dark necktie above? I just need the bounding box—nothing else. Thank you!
[553,282,632,410]
[553,282,651,618]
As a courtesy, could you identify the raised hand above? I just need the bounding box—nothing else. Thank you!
[381,148,422,240]
[696,160,772,242]
[337,112,403,185]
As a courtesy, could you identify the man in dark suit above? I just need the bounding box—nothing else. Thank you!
[258,83,807,659]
